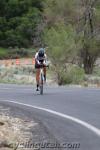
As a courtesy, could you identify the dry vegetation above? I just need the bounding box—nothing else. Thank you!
[0,106,38,150]
[0,59,55,85]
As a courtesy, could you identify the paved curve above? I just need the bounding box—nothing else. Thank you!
[0,84,100,150]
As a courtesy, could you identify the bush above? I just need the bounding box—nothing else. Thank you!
[57,65,85,85]
[69,66,85,84]
[93,67,100,76]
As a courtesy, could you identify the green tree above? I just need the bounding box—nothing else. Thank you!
[0,0,44,48]
[79,0,100,74]
[43,24,77,84]
[44,0,100,74]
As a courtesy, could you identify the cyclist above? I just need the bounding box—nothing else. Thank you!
[35,48,47,91]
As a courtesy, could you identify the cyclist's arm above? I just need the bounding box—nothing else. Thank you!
[43,54,47,63]
[35,53,40,64]
[43,54,49,67]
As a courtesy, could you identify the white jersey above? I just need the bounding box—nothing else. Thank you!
[35,52,47,64]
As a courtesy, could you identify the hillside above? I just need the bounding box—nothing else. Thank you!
[0,0,100,85]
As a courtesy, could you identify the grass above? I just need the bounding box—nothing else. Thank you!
[0,64,56,85]
[0,47,8,57]
[0,64,100,87]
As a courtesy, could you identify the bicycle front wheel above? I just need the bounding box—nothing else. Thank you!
[40,73,43,95]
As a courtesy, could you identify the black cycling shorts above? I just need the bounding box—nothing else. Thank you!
[35,63,40,69]
[35,63,46,69]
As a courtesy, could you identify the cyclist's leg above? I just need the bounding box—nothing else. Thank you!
[43,67,46,82]
[36,68,40,90]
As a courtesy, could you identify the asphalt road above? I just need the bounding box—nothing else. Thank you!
[0,84,100,150]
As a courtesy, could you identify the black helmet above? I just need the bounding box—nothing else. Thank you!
[38,48,45,57]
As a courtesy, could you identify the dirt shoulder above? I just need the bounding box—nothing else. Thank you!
[0,103,59,150]
[0,105,38,150]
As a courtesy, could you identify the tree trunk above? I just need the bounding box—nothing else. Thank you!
[82,0,96,74]
[83,53,95,74]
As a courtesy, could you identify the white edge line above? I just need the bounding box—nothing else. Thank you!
[0,100,100,137]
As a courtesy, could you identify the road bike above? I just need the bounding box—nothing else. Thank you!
[39,65,44,95]
[39,64,48,95]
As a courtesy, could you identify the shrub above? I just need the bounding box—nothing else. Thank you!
[93,67,100,77]
[56,65,85,85]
